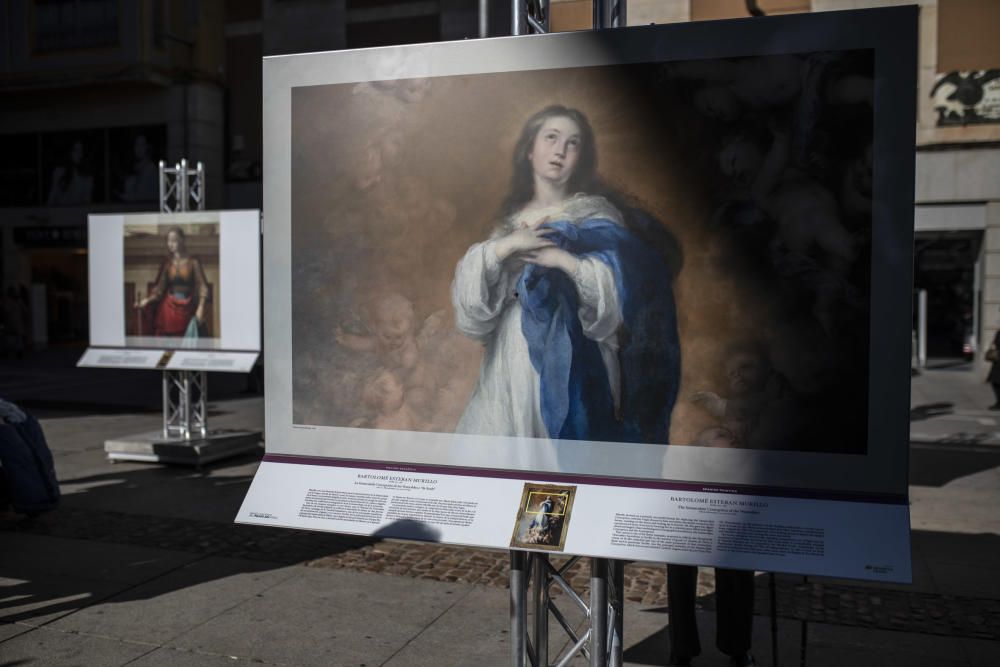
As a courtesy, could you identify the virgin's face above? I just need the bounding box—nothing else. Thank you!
[528,116,582,188]
[166,231,184,255]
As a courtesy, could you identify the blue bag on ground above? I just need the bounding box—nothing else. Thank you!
[0,403,60,515]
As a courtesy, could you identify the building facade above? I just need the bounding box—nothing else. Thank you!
[0,0,490,348]
[3,0,997,358]
[552,0,1000,363]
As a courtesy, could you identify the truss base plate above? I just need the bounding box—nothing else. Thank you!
[105,429,262,466]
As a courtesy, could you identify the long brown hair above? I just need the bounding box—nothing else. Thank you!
[497,105,598,221]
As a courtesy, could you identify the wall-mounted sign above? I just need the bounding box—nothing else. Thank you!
[932,70,1000,126]
[14,225,85,247]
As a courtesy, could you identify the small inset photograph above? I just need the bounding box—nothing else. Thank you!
[510,484,576,552]
[123,221,221,347]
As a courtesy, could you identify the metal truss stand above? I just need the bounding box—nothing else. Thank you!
[106,368,260,466]
[163,369,208,439]
[104,159,261,466]
[158,159,206,212]
[510,553,624,667]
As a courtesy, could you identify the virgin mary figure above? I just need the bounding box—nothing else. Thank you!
[451,105,681,445]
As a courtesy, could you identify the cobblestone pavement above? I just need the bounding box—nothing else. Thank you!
[3,506,999,642]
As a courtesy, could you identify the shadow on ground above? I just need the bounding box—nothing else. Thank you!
[910,445,1000,486]
[0,455,371,628]
[910,402,954,421]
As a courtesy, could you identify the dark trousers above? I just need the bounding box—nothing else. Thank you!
[991,382,1000,406]
[667,565,755,661]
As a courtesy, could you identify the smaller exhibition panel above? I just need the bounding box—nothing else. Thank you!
[81,210,261,371]
[240,8,916,583]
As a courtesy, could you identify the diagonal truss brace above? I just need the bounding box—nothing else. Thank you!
[158,158,206,213]
[512,552,624,667]
[162,369,208,440]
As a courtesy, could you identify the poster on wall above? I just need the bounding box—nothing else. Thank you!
[239,7,917,582]
[109,125,166,203]
[42,129,105,206]
[79,210,261,372]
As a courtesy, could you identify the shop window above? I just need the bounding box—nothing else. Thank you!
[345,0,440,49]
[34,0,119,52]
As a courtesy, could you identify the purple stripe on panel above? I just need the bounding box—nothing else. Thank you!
[261,453,908,506]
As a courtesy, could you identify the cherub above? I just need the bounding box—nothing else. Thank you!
[335,292,430,388]
[691,341,793,449]
[357,368,424,432]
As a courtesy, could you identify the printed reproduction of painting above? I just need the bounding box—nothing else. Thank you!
[291,50,875,455]
[510,484,576,551]
[123,222,221,346]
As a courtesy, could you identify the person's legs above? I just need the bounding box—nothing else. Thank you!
[667,564,701,664]
[715,568,756,663]
[991,382,1000,409]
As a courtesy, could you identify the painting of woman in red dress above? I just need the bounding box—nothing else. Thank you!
[135,226,210,339]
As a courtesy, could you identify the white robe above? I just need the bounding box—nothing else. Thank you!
[451,195,625,439]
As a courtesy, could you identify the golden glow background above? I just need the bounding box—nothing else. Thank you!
[290,60,868,450]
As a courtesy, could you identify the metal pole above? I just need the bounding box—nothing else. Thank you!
[479,0,489,37]
[158,160,168,212]
[197,371,207,437]
[162,371,170,437]
[178,159,189,212]
[533,553,549,666]
[511,551,528,667]
[594,0,625,29]
[196,161,205,210]
[181,371,191,440]
[799,576,808,667]
[512,0,527,35]
[609,560,623,667]
[590,559,608,667]
[917,288,927,368]
[769,572,779,667]
[539,0,550,33]
[974,252,982,360]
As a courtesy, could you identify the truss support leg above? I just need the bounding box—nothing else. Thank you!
[162,369,208,439]
[590,559,608,667]
[511,551,529,667]
[533,553,549,666]
[609,560,624,667]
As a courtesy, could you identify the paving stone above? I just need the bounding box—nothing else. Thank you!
[0,625,155,666]
[170,567,468,667]
[0,622,35,642]
[0,574,130,627]
[130,645,280,665]
[44,557,297,646]
[381,584,509,666]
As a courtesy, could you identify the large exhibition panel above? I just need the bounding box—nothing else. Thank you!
[239,8,916,582]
